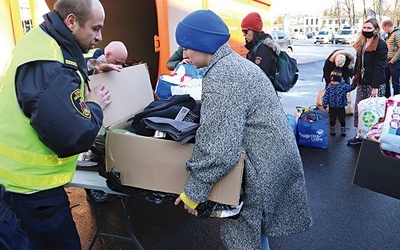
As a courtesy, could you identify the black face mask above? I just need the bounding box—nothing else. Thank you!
[362,31,374,38]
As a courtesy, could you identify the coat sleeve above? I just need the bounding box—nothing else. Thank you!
[255,45,277,81]
[183,83,246,203]
[390,31,400,63]
[166,47,184,71]
[323,60,334,85]
[16,61,103,158]
[371,40,388,88]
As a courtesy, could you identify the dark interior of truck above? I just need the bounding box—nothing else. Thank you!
[45,0,160,88]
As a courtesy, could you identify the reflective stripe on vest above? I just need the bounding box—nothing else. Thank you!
[0,27,82,193]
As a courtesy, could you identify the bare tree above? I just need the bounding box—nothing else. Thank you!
[363,0,368,21]
[343,0,356,25]
[322,0,342,30]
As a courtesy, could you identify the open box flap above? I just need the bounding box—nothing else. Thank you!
[88,64,154,127]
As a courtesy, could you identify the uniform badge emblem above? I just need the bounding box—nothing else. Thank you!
[255,56,262,65]
[70,89,91,118]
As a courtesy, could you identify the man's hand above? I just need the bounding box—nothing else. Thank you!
[84,84,112,110]
[94,63,123,74]
[174,196,198,217]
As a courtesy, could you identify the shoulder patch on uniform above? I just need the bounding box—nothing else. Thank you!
[70,89,91,118]
[255,56,262,65]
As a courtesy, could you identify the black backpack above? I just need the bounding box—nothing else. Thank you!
[254,40,299,92]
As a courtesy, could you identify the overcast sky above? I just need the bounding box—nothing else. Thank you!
[270,0,331,16]
[270,0,397,17]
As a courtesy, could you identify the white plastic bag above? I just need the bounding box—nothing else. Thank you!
[170,78,202,100]
[356,96,387,139]
[379,95,400,154]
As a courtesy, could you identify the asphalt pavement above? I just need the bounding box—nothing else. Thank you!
[91,60,400,250]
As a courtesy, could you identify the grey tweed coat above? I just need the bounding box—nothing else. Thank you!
[184,43,312,249]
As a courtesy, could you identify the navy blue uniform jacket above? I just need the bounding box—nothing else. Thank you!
[15,10,103,158]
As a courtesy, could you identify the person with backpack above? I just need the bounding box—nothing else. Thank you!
[241,12,279,84]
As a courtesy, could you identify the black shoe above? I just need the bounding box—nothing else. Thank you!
[347,136,362,145]
[89,189,109,203]
[330,126,336,135]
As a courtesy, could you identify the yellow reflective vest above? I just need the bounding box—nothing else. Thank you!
[0,27,82,193]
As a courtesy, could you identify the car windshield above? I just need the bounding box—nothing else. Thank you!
[318,31,328,35]
[339,30,351,35]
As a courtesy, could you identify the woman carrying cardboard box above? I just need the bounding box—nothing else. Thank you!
[173,9,312,250]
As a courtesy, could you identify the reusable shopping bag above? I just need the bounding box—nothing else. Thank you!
[379,95,400,155]
[156,65,203,100]
[356,96,386,139]
[297,107,329,149]
[155,73,192,100]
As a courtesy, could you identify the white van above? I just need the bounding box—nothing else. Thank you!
[314,30,335,44]
[334,28,358,44]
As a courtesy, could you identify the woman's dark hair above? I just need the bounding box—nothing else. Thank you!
[252,31,271,47]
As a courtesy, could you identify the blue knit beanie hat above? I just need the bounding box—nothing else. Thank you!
[175,10,230,54]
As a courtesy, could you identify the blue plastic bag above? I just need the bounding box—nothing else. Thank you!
[155,75,180,100]
[297,109,329,149]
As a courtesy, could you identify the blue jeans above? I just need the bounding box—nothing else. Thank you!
[390,61,400,95]
[261,219,270,250]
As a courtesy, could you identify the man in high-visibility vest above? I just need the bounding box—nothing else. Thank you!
[0,0,112,248]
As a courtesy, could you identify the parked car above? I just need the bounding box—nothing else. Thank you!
[307,32,316,39]
[314,30,335,44]
[271,30,294,56]
[290,32,307,40]
[334,28,358,44]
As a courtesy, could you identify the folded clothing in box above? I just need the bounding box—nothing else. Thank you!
[126,94,201,136]
[143,117,199,144]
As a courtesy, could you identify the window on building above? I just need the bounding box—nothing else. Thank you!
[316,19,319,25]
[306,19,309,25]
[329,20,332,24]
[311,19,313,25]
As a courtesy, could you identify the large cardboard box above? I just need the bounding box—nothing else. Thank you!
[353,139,400,199]
[89,64,244,206]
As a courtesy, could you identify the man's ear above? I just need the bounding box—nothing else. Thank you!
[105,50,112,59]
[64,14,77,32]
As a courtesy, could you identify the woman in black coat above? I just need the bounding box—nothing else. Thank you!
[348,18,388,145]
[323,49,355,87]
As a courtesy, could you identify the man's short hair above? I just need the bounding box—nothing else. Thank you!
[382,19,394,28]
[54,0,93,26]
